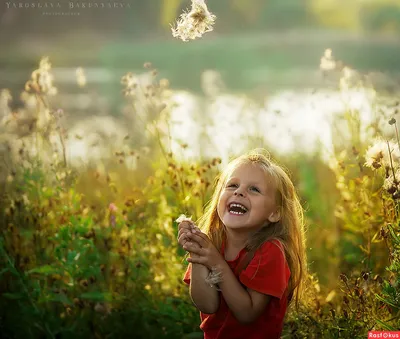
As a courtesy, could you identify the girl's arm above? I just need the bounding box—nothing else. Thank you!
[189,263,220,314]
[177,220,220,314]
[216,261,271,323]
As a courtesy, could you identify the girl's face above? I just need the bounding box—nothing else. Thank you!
[217,163,280,232]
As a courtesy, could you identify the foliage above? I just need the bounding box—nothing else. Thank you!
[0,54,399,338]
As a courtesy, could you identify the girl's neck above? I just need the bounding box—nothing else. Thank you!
[225,229,248,251]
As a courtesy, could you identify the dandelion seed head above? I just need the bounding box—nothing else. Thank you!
[364,139,400,170]
[171,0,216,42]
[383,168,400,193]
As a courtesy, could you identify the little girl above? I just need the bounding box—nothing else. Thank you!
[177,149,308,339]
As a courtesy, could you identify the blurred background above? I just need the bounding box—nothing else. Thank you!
[1,0,400,157]
[1,0,400,93]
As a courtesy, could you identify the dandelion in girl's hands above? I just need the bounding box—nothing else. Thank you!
[171,0,216,42]
[176,214,192,223]
[364,139,400,170]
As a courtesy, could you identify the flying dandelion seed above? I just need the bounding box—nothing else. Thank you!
[171,0,216,42]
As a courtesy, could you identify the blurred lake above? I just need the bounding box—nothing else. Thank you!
[1,31,400,93]
[1,31,399,162]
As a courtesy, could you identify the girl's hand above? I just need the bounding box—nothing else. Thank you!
[177,220,196,247]
[183,230,224,269]
[177,220,202,257]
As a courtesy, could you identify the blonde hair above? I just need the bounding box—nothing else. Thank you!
[197,148,308,310]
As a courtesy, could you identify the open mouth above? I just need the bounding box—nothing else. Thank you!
[228,203,248,215]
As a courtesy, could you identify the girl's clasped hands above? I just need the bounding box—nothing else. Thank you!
[177,217,223,269]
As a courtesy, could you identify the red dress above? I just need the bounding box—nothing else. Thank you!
[183,240,291,339]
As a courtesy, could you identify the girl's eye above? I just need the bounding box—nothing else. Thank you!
[227,183,238,188]
[250,186,260,193]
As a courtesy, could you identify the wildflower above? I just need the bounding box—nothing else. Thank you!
[159,78,170,88]
[320,49,336,71]
[25,57,57,96]
[121,72,138,97]
[109,203,118,228]
[0,89,12,118]
[171,0,216,42]
[94,302,111,316]
[76,67,87,87]
[383,168,400,194]
[364,139,400,170]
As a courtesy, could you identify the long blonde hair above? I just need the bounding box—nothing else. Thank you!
[197,149,308,310]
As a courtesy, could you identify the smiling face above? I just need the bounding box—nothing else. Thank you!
[217,162,281,233]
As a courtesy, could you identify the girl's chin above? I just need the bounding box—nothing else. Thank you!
[223,214,248,226]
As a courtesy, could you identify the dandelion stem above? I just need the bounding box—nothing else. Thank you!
[59,131,67,167]
[386,141,396,183]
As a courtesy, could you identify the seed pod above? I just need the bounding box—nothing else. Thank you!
[79,279,88,287]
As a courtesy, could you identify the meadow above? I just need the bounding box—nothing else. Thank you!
[0,51,399,338]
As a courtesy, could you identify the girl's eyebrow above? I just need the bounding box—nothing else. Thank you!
[227,177,265,188]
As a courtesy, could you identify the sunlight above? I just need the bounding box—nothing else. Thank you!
[169,88,375,162]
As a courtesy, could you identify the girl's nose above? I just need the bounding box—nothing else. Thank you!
[234,189,244,197]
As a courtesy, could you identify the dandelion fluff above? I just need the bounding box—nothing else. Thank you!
[171,0,216,42]
[364,139,400,170]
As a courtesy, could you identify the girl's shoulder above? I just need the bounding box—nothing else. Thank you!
[260,238,283,249]
[256,239,285,257]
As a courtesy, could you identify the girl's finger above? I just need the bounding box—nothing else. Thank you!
[183,242,202,254]
[178,221,193,231]
[187,257,203,264]
[186,232,208,247]
[177,228,189,239]
[178,228,194,242]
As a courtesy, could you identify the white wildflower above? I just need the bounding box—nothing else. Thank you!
[25,57,57,96]
[364,139,400,170]
[76,67,87,88]
[383,168,400,193]
[171,0,216,42]
[320,49,336,71]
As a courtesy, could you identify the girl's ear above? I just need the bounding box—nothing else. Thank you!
[267,208,281,223]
